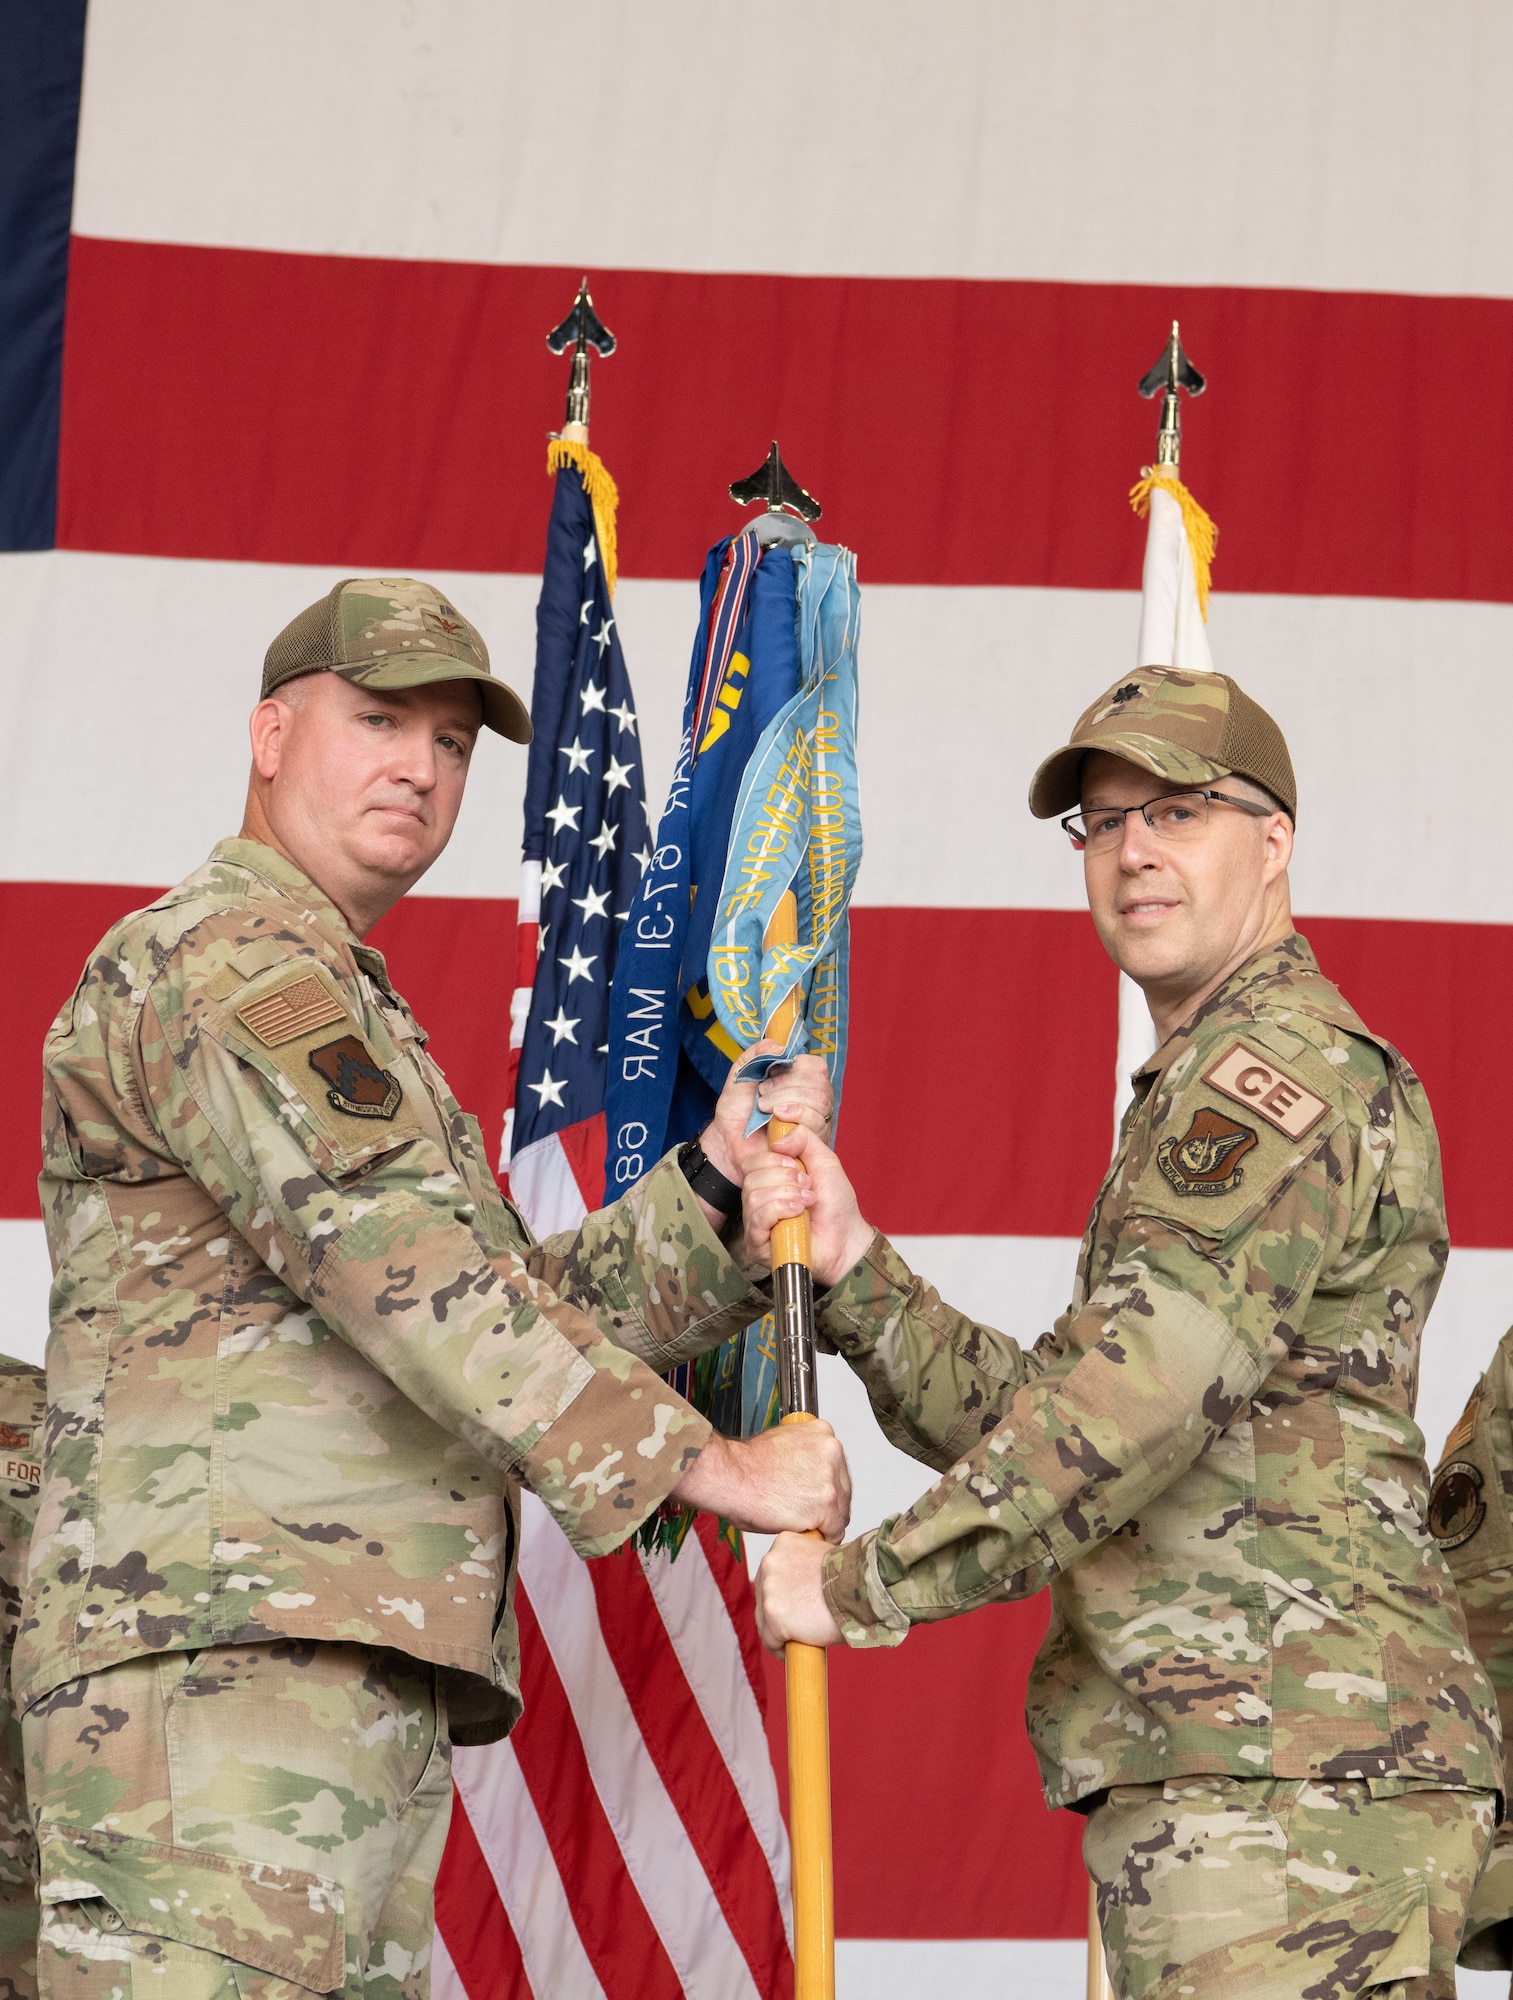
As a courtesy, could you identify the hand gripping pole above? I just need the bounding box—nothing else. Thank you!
[763,890,834,2000]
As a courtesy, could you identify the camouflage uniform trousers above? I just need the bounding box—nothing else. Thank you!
[23,1641,452,1998]
[1084,1775,1496,1999]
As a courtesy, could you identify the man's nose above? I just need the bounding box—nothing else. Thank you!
[1117,809,1160,867]
[389,728,437,789]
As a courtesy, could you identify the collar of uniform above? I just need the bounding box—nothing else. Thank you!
[1132,931,1321,1087]
[208,837,358,948]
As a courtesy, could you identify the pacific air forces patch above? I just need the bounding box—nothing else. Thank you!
[309,1034,403,1121]
[1428,1459,1486,1551]
[1157,1107,1258,1196]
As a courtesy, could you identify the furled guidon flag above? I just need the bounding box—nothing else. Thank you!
[434,440,794,2000]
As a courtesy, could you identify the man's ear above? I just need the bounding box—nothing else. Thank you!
[1262,811,1294,884]
[248,697,288,780]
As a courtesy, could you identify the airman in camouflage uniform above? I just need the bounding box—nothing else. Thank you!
[21,579,848,1998]
[0,1358,44,2000]
[751,668,1501,1998]
[1428,1328,1513,1981]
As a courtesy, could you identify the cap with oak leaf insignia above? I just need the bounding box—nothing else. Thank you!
[1029,665,1296,822]
[262,576,532,744]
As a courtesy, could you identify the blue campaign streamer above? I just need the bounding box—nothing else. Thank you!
[706,543,862,1114]
[603,533,798,1195]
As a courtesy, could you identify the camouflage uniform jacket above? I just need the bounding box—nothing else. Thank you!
[18,839,765,1743]
[0,1358,43,1991]
[818,934,1501,1808]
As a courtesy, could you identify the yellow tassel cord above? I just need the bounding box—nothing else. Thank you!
[1129,468,1218,621]
[547,438,620,600]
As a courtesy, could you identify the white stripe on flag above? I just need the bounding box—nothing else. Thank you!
[641,1530,794,1949]
[8,550,1513,925]
[520,1495,763,2000]
[508,1131,593,1238]
[450,1735,608,2000]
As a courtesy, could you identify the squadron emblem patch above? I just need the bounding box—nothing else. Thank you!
[0,1424,31,1450]
[308,1034,403,1121]
[1428,1459,1486,1551]
[1157,1107,1258,1196]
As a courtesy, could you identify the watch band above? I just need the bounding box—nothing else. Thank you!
[678,1136,742,1218]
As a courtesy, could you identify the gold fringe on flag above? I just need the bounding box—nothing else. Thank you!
[547,437,620,599]
[1129,467,1218,620]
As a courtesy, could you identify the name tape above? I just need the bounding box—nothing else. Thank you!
[1203,1041,1330,1141]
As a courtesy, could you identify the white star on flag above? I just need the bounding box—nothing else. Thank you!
[572,885,611,922]
[545,795,581,835]
[544,1007,579,1045]
[560,736,593,774]
[527,1067,567,1108]
[609,699,638,736]
[539,857,567,893]
[593,616,615,657]
[633,841,654,875]
[582,536,596,571]
[558,944,597,984]
[588,820,618,859]
[580,681,607,715]
[604,757,634,796]
[579,599,591,626]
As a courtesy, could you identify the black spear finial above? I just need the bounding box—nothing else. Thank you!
[546,278,616,432]
[1137,321,1205,469]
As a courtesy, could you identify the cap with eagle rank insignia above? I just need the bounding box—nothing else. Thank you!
[262,577,533,743]
[1028,665,1296,821]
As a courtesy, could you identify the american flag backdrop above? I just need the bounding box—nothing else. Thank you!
[5,6,1513,1995]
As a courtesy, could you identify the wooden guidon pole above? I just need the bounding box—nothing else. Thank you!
[763,890,835,2000]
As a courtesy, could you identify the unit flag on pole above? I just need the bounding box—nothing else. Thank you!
[707,542,861,1090]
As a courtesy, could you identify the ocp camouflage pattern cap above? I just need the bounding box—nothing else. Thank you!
[1028,666,1296,821]
[262,577,533,743]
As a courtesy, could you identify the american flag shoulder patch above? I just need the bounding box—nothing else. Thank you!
[236,972,347,1047]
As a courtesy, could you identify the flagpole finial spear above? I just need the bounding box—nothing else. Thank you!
[546,277,616,441]
[1137,320,1206,470]
[729,440,822,547]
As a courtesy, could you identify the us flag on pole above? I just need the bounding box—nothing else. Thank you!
[435,441,795,2000]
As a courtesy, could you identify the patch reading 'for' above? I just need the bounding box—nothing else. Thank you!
[1203,1042,1330,1141]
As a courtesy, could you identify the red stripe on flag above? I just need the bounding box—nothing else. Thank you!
[557,1110,608,1213]
[759,1597,1088,1940]
[511,1585,684,2000]
[589,1545,792,2000]
[57,236,1513,601]
[9,886,1513,1247]
[435,1789,534,2000]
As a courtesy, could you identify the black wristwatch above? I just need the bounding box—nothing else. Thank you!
[678,1135,742,1219]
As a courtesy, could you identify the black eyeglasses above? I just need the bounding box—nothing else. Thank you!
[1062,787,1273,852]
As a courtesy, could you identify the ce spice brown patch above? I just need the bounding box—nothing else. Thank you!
[308,1034,403,1121]
[1157,1106,1258,1197]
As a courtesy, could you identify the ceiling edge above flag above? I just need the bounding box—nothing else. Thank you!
[0,0,88,551]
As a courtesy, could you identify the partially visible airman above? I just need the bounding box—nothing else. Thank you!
[0,1357,45,2000]
[1430,1328,1513,1982]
